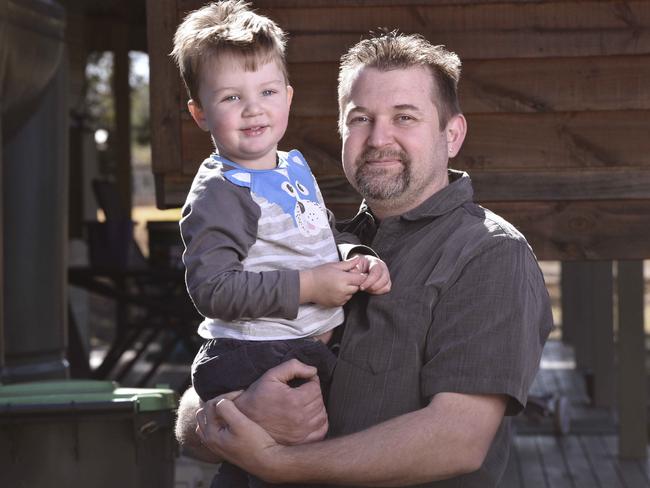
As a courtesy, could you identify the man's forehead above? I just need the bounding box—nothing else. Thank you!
[346,66,434,110]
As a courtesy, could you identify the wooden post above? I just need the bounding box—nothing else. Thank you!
[561,262,580,347]
[561,261,615,407]
[112,21,132,216]
[146,0,183,209]
[617,260,647,459]
[0,119,5,375]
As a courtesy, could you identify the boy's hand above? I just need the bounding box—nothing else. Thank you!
[353,254,392,295]
[299,256,367,307]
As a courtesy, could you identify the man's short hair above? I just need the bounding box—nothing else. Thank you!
[171,0,288,105]
[338,31,462,131]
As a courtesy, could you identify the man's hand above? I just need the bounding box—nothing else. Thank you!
[234,359,328,445]
[353,255,392,295]
[299,256,367,306]
[197,397,286,483]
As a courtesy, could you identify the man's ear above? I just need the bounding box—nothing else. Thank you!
[446,113,467,158]
[188,99,209,132]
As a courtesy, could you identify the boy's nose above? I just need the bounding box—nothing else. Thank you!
[242,99,263,117]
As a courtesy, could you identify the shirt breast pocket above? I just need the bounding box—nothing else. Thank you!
[339,284,436,376]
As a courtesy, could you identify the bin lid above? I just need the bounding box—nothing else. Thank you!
[0,380,178,413]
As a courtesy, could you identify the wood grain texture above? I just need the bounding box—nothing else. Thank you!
[274,2,650,62]
[180,0,563,8]
[488,200,650,260]
[180,111,650,176]
[147,0,184,184]
[177,1,650,61]
[289,56,650,117]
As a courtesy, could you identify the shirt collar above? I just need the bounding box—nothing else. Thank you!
[401,169,474,221]
[342,170,473,241]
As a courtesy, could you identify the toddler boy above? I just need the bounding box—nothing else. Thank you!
[171,0,391,461]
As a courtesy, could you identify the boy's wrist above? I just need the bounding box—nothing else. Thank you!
[298,269,315,304]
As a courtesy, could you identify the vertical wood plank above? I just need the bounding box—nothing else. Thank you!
[146,0,183,208]
[562,262,593,371]
[591,262,615,408]
[561,261,614,407]
[112,21,132,216]
[617,260,647,459]
[0,117,5,373]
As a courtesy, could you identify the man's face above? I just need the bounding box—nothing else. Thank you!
[188,54,293,169]
[340,66,464,217]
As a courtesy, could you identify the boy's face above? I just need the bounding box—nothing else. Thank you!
[188,53,293,169]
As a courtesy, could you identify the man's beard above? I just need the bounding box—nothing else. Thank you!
[353,149,411,201]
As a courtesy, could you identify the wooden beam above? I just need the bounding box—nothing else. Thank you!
[180,111,650,176]
[289,56,650,117]
[154,169,650,260]
[471,170,650,202]
[112,21,132,215]
[294,170,650,203]
[85,17,148,52]
[617,260,647,458]
[257,1,650,62]
[0,121,5,372]
[147,0,184,207]
[183,0,566,8]
[176,2,650,62]
[489,201,650,260]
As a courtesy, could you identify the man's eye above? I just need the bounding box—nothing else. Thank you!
[397,115,414,122]
[349,116,369,124]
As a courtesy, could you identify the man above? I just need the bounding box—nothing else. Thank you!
[179,31,553,487]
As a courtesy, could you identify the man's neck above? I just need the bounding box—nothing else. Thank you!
[369,175,450,220]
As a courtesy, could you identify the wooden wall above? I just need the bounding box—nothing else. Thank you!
[147,0,650,260]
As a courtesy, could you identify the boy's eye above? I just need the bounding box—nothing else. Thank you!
[222,95,240,102]
[262,89,276,96]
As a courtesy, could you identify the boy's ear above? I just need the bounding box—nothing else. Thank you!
[286,85,294,107]
[188,99,209,132]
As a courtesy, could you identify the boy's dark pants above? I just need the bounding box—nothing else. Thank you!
[192,337,337,488]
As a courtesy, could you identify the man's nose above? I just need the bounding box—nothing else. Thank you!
[367,119,394,148]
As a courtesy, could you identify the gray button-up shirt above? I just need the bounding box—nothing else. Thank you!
[328,170,553,487]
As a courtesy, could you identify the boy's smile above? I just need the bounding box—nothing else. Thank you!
[188,53,293,169]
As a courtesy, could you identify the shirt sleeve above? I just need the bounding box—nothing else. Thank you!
[180,171,300,321]
[420,238,553,415]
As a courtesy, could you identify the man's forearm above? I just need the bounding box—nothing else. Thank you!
[254,393,506,486]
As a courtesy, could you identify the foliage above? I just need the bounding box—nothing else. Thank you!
[84,51,150,146]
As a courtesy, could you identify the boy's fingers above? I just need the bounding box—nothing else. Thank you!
[336,255,361,271]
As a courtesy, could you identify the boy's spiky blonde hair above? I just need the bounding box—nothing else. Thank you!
[171,0,288,105]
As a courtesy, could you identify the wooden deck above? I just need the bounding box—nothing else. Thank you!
[507,340,650,487]
[504,435,650,487]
